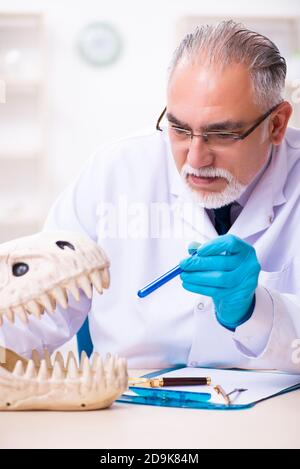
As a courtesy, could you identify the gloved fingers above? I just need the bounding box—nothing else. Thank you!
[230,254,261,284]
[196,234,250,257]
[180,253,241,272]
[181,281,221,298]
[180,269,241,289]
[187,241,202,255]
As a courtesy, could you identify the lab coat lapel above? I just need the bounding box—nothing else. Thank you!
[229,142,287,240]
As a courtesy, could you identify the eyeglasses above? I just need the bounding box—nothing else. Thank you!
[156,103,281,150]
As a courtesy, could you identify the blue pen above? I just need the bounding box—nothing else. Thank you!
[128,386,211,404]
[137,250,198,298]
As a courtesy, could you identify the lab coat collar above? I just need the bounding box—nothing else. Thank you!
[165,133,288,240]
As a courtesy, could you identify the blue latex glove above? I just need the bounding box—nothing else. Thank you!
[179,235,261,330]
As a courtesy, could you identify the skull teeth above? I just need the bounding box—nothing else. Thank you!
[13,360,25,377]
[13,306,29,324]
[0,267,107,326]
[66,279,80,302]
[89,270,103,294]
[38,293,56,313]
[37,360,49,381]
[100,268,110,289]
[51,286,68,309]
[76,275,93,299]
[25,300,43,319]
[9,351,128,391]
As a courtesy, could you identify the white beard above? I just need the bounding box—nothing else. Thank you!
[180,163,247,209]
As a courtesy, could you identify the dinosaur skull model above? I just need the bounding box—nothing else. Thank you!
[0,231,128,410]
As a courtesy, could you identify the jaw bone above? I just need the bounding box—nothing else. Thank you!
[0,348,128,411]
[0,231,128,411]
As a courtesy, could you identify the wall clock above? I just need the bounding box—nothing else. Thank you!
[78,22,122,66]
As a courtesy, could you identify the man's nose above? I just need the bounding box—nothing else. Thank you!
[186,135,214,168]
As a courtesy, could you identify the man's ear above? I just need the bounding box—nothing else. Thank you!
[269,101,293,145]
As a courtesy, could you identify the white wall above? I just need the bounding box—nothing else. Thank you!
[1,0,300,201]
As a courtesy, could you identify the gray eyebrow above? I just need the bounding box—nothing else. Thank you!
[166,112,246,132]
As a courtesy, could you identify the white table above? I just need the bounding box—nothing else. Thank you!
[1,370,299,449]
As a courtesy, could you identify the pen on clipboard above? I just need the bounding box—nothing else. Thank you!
[128,387,212,404]
[129,376,211,387]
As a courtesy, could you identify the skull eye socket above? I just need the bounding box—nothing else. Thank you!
[56,241,75,251]
[12,262,29,277]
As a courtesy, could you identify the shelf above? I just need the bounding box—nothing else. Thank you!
[3,79,42,94]
[0,14,42,30]
[0,12,46,243]
[0,216,42,227]
[0,149,43,159]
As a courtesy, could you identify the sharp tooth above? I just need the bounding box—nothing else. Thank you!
[13,306,29,325]
[54,351,65,370]
[38,360,49,381]
[38,293,56,313]
[100,268,110,289]
[51,286,68,309]
[25,300,43,319]
[13,360,25,377]
[24,359,37,379]
[93,355,105,388]
[43,348,52,369]
[76,275,93,299]
[66,279,80,302]
[51,360,64,380]
[79,351,88,372]
[5,308,15,324]
[91,352,100,372]
[104,353,118,384]
[81,355,92,391]
[89,270,103,294]
[67,355,79,379]
[31,349,40,367]
[117,357,128,386]
[66,351,76,369]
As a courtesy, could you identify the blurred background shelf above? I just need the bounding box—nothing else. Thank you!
[0,11,48,243]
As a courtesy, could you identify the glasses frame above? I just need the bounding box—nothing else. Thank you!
[156,102,282,143]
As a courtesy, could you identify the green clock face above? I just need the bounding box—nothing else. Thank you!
[78,22,122,66]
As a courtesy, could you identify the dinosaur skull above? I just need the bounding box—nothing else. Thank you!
[0,231,128,411]
[0,230,110,325]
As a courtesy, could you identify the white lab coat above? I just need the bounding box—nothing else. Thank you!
[1,128,300,372]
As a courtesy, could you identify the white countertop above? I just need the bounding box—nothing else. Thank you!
[1,369,299,449]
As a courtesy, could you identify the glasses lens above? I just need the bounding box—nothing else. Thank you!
[168,126,239,149]
[207,133,239,149]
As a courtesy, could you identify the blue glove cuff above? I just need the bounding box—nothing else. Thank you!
[217,295,256,332]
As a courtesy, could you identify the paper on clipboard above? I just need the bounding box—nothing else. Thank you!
[152,367,300,406]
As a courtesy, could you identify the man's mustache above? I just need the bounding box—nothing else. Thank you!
[181,164,234,183]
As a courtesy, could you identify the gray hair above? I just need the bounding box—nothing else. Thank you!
[168,20,286,110]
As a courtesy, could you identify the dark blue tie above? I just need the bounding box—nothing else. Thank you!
[213,203,233,235]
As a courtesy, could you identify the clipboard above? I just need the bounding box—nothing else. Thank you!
[117,365,300,410]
